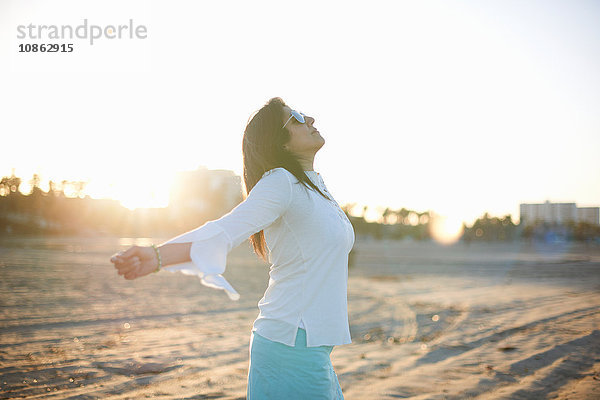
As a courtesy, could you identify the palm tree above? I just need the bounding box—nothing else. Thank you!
[29,174,43,196]
[397,207,409,225]
[0,169,22,195]
[382,207,391,224]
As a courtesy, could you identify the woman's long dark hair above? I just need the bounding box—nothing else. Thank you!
[242,97,329,262]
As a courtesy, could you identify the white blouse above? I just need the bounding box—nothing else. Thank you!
[160,167,355,347]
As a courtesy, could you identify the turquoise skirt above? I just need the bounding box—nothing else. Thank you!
[247,328,344,399]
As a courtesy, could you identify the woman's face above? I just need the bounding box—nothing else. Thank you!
[282,105,325,156]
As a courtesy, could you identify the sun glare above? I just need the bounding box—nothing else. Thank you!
[119,190,169,210]
[85,171,172,210]
[428,212,465,245]
[118,174,171,210]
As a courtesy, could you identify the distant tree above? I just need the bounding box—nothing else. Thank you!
[60,180,69,196]
[382,207,391,224]
[73,181,88,198]
[0,176,9,196]
[397,207,409,225]
[48,180,57,196]
[462,211,519,242]
[0,169,22,195]
[28,174,44,196]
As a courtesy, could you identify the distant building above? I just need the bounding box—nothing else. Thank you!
[168,167,243,220]
[520,200,599,225]
[577,207,600,225]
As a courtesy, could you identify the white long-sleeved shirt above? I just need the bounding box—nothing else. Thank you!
[160,167,355,347]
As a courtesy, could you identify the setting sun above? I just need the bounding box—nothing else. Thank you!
[84,170,173,210]
[428,212,465,245]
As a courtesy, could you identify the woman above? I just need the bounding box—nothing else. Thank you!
[110,97,355,399]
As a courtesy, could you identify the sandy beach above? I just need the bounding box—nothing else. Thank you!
[1,236,599,399]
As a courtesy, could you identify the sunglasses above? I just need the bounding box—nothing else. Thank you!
[282,110,307,129]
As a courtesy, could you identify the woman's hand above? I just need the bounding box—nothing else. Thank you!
[110,245,158,280]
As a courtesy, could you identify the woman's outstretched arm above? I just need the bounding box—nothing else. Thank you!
[111,242,192,280]
[109,167,294,299]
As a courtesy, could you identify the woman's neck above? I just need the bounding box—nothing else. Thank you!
[296,154,315,171]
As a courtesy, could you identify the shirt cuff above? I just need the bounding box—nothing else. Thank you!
[161,222,240,301]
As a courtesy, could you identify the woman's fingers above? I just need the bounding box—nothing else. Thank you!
[110,246,151,280]
[123,265,139,279]
[113,255,138,267]
[114,256,140,275]
[111,246,138,262]
[120,246,138,258]
[124,269,136,280]
[124,263,142,280]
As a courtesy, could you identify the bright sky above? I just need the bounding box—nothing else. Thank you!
[1,0,599,230]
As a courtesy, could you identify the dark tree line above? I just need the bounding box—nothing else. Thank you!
[2,171,598,243]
